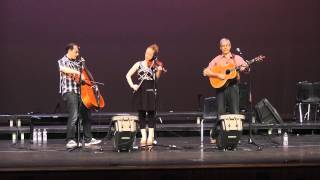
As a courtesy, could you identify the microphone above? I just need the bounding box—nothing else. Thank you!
[77,57,86,67]
[236,48,243,55]
[79,57,86,62]
[153,55,158,62]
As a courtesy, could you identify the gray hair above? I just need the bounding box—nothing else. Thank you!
[219,38,231,46]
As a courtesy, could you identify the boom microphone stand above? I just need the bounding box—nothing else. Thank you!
[236,48,262,151]
[69,57,86,152]
[152,58,159,145]
[151,58,177,149]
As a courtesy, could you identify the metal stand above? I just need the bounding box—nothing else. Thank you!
[200,118,205,149]
[246,58,263,151]
[151,59,174,148]
[152,60,160,145]
[69,60,85,152]
[298,102,320,123]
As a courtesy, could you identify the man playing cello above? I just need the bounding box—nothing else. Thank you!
[58,43,101,149]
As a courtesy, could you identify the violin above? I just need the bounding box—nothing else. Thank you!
[147,59,167,73]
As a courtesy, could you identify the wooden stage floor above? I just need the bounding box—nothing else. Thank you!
[1,135,320,179]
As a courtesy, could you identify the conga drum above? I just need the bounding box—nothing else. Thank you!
[112,115,138,152]
[217,114,245,150]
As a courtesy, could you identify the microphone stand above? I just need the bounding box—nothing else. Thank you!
[69,60,86,152]
[152,59,159,145]
[237,49,262,151]
[151,59,176,149]
[247,65,262,150]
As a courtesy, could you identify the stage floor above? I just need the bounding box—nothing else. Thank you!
[1,134,320,172]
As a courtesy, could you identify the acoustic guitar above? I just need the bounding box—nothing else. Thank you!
[209,55,265,89]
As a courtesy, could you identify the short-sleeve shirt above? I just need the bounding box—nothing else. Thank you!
[207,53,247,69]
[57,56,81,95]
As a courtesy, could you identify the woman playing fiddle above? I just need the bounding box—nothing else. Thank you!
[126,44,164,150]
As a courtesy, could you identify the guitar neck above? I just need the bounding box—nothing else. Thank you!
[235,57,259,71]
[246,58,256,65]
[246,56,263,65]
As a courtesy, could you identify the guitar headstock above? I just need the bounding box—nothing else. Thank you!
[254,55,266,62]
[246,55,266,65]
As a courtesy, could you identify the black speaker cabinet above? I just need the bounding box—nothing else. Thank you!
[113,131,136,152]
[239,82,250,112]
[203,97,218,120]
[255,98,283,124]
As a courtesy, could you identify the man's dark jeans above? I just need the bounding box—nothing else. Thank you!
[63,92,93,142]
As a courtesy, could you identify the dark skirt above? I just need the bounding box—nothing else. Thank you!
[133,80,156,111]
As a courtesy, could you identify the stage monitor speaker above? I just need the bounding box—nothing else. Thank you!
[203,97,218,120]
[239,82,250,113]
[113,131,136,152]
[255,98,283,124]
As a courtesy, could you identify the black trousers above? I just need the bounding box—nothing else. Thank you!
[216,83,240,115]
[138,110,156,129]
[63,92,93,142]
[212,83,240,138]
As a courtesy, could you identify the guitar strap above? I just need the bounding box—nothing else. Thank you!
[231,54,236,64]
[231,53,240,82]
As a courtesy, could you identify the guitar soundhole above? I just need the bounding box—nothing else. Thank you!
[225,69,230,75]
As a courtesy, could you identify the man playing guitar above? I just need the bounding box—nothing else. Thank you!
[203,38,249,143]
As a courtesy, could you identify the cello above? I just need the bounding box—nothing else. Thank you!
[72,58,105,110]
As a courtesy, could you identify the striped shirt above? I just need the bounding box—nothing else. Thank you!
[58,56,81,95]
